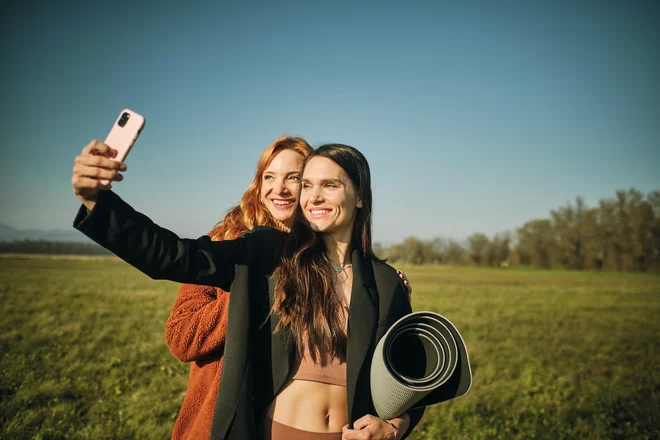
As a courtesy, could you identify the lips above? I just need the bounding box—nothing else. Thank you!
[269,199,295,209]
[308,208,332,219]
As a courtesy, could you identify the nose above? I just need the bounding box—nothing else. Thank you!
[309,188,324,204]
[274,178,288,194]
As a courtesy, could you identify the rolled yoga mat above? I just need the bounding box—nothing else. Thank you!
[370,311,472,420]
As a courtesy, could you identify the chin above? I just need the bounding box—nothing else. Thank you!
[307,222,325,232]
[274,215,293,225]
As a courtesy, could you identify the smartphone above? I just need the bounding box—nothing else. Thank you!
[100,108,145,185]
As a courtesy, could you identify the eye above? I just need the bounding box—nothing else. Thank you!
[326,182,338,188]
[288,175,300,182]
[263,175,273,180]
[302,183,312,189]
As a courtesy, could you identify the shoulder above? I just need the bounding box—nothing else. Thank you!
[371,259,413,324]
[370,259,409,303]
[207,224,225,240]
[371,259,403,286]
[241,226,287,241]
[239,226,288,263]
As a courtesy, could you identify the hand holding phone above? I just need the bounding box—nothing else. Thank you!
[100,109,145,185]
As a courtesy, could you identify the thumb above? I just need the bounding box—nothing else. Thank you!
[353,415,373,430]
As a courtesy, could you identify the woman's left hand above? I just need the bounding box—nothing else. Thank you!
[341,415,398,439]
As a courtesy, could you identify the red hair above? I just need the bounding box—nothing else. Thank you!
[212,136,313,241]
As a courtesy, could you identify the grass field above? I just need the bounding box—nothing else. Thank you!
[1,258,658,439]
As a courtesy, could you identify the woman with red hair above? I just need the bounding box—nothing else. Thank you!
[164,136,313,440]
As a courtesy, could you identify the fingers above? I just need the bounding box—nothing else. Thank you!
[72,163,123,197]
[342,422,367,440]
[71,175,112,192]
[73,140,127,191]
[74,162,125,181]
[75,151,127,172]
[72,140,128,203]
[342,424,350,439]
[81,139,116,158]
[396,270,412,295]
[342,429,370,439]
[353,415,375,430]
[342,419,388,440]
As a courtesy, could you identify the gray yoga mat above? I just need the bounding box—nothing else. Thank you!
[370,311,472,420]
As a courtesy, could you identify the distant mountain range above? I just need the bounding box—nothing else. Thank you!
[0,222,92,243]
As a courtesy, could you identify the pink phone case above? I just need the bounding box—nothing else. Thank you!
[100,109,145,185]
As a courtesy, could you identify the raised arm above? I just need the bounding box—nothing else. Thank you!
[73,190,249,290]
[72,140,284,290]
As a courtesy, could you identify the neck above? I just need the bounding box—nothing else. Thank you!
[323,232,352,267]
[274,218,291,233]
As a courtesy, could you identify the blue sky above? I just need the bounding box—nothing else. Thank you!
[1,1,658,244]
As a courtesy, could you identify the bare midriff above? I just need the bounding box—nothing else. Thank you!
[266,379,348,432]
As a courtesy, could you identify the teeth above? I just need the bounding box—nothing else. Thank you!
[311,209,330,215]
[273,200,293,206]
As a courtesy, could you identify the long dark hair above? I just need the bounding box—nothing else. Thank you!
[272,144,376,365]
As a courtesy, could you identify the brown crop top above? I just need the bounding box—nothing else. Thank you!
[290,347,347,387]
[290,308,348,387]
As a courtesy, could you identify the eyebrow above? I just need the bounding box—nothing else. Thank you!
[263,171,301,176]
[301,178,343,185]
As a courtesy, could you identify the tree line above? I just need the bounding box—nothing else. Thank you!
[2,188,658,272]
[377,188,660,273]
[0,240,113,255]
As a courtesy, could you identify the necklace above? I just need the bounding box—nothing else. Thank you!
[334,262,352,273]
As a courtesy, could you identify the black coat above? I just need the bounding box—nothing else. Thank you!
[74,191,425,439]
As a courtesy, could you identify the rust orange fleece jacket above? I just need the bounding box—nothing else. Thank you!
[165,226,229,440]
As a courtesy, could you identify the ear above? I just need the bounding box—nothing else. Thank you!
[356,199,363,208]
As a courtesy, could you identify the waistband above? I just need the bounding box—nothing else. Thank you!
[263,417,342,440]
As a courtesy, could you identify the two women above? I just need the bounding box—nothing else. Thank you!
[72,140,422,439]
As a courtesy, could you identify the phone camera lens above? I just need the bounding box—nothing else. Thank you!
[118,112,130,127]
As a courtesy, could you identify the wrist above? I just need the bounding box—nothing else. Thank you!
[81,198,98,212]
[75,192,98,211]
[389,421,399,439]
[389,412,410,439]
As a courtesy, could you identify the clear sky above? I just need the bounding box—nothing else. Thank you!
[1,1,658,244]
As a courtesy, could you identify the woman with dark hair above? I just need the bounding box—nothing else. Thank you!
[263,144,418,440]
[72,142,422,439]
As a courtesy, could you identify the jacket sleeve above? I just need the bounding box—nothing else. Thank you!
[402,408,425,439]
[73,191,271,291]
[165,282,230,362]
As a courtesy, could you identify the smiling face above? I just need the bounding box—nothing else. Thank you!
[300,156,363,240]
[260,149,305,227]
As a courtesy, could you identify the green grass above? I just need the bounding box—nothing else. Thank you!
[1,258,659,439]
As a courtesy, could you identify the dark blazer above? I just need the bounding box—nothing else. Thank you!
[74,191,425,439]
